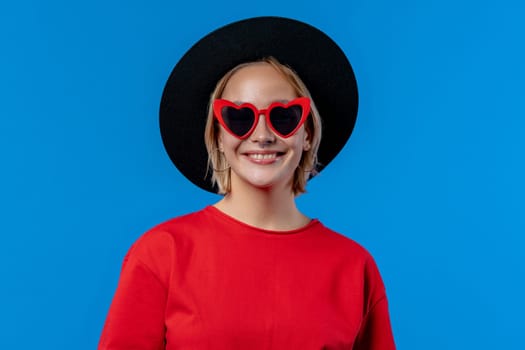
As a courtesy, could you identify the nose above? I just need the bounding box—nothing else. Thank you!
[250,113,276,144]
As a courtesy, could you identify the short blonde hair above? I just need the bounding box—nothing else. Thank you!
[204,57,322,195]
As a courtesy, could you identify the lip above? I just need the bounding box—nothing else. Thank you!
[242,151,285,164]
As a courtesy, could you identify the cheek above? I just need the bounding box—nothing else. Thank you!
[218,128,242,152]
[293,129,310,150]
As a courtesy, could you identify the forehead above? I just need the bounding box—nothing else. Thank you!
[220,63,297,104]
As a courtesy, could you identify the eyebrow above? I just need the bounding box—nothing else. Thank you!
[232,99,290,105]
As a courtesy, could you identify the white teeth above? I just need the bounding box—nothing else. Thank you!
[248,153,277,160]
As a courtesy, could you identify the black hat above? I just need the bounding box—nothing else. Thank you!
[160,16,358,193]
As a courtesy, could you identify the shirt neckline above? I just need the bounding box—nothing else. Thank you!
[204,205,321,238]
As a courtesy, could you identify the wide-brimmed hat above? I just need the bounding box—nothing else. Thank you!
[160,16,358,193]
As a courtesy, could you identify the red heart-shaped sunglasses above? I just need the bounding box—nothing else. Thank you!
[212,97,311,139]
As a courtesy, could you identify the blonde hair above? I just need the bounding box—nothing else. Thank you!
[204,57,322,195]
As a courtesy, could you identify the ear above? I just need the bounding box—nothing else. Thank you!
[303,128,312,151]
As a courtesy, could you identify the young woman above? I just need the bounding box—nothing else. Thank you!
[98,17,395,349]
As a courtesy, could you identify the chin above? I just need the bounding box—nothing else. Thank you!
[241,173,294,192]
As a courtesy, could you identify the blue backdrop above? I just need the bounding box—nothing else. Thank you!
[1,0,524,348]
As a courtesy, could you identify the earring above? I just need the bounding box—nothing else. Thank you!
[213,150,229,172]
[213,165,230,172]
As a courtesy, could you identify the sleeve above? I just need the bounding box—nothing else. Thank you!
[353,296,396,350]
[353,255,396,350]
[98,232,172,350]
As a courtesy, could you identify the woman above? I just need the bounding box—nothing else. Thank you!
[98,17,395,349]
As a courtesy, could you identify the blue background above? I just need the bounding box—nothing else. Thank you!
[1,0,524,348]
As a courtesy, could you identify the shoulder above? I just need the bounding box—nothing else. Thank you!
[314,222,387,292]
[122,208,211,278]
[313,222,375,263]
[130,208,210,252]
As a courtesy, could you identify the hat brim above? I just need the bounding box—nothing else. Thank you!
[160,16,358,193]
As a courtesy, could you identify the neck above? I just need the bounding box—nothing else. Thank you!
[213,178,309,231]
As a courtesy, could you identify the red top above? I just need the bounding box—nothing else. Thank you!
[98,206,395,349]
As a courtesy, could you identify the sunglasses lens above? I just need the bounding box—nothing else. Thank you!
[221,106,255,137]
[269,105,303,136]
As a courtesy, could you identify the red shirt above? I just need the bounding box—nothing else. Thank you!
[99,206,395,349]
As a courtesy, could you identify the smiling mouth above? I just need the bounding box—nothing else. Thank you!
[246,152,284,160]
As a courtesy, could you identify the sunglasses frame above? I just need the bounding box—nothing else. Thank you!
[213,97,311,139]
